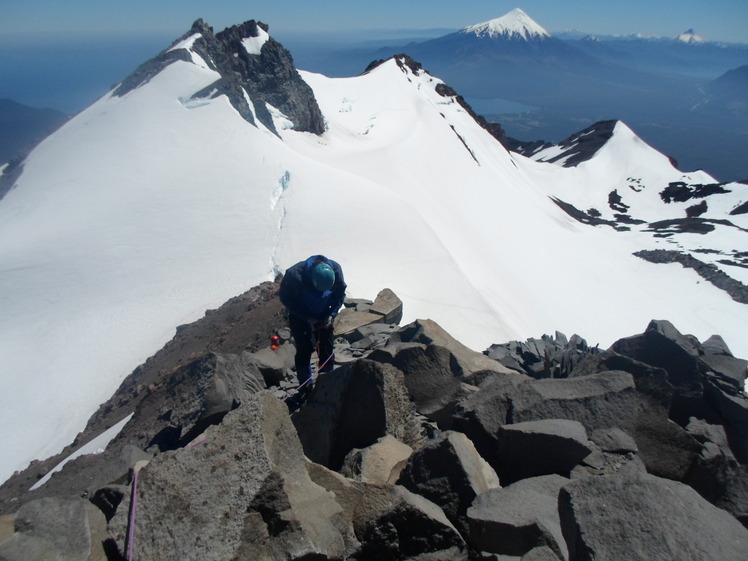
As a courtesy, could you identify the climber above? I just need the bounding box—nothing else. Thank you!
[279,255,346,392]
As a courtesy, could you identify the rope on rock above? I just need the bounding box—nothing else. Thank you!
[282,336,335,402]
[125,462,147,561]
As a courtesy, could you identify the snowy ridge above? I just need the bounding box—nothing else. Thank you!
[462,8,551,40]
[0,28,746,485]
[524,121,748,286]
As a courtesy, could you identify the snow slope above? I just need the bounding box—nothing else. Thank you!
[527,122,748,285]
[0,36,746,484]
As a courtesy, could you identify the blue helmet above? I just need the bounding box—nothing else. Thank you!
[310,262,335,291]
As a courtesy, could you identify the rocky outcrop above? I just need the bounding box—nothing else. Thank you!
[113,392,347,560]
[396,430,501,539]
[486,331,600,378]
[514,120,618,167]
[114,19,325,135]
[634,250,748,304]
[292,358,423,470]
[1,286,747,560]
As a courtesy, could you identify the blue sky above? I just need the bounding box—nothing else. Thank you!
[2,0,748,43]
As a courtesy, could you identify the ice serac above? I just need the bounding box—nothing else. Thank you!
[115,19,324,135]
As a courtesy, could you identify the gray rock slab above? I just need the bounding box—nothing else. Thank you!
[701,334,735,356]
[369,288,404,324]
[468,474,569,560]
[633,406,702,480]
[139,351,266,448]
[519,372,638,432]
[334,309,386,340]
[0,497,106,561]
[559,472,748,561]
[247,344,296,386]
[590,427,638,453]
[341,434,413,485]
[127,391,346,561]
[495,419,591,483]
[699,353,748,393]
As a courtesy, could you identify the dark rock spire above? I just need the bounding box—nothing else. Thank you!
[114,19,325,135]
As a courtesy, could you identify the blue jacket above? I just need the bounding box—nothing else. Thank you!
[279,255,346,321]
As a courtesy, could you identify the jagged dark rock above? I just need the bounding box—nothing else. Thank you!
[610,319,702,390]
[659,181,731,203]
[114,19,325,135]
[527,120,618,167]
[550,196,632,231]
[396,430,500,540]
[485,331,600,379]
[453,370,641,471]
[292,358,423,470]
[634,250,748,304]
[611,319,748,463]
[375,344,477,429]
[685,418,748,526]
[2,284,747,558]
[352,485,468,561]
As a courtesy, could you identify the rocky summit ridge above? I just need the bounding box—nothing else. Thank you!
[114,19,324,135]
[0,281,746,560]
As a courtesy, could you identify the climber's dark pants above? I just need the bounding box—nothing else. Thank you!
[288,314,335,384]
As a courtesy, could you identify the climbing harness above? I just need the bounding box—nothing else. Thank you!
[282,327,334,402]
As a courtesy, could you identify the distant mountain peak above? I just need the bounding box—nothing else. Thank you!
[677,28,705,44]
[462,8,551,40]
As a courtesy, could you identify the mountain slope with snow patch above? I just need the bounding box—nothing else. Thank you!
[0,21,745,485]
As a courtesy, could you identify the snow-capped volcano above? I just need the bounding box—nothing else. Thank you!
[0,19,746,485]
[462,8,551,40]
[677,29,705,44]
